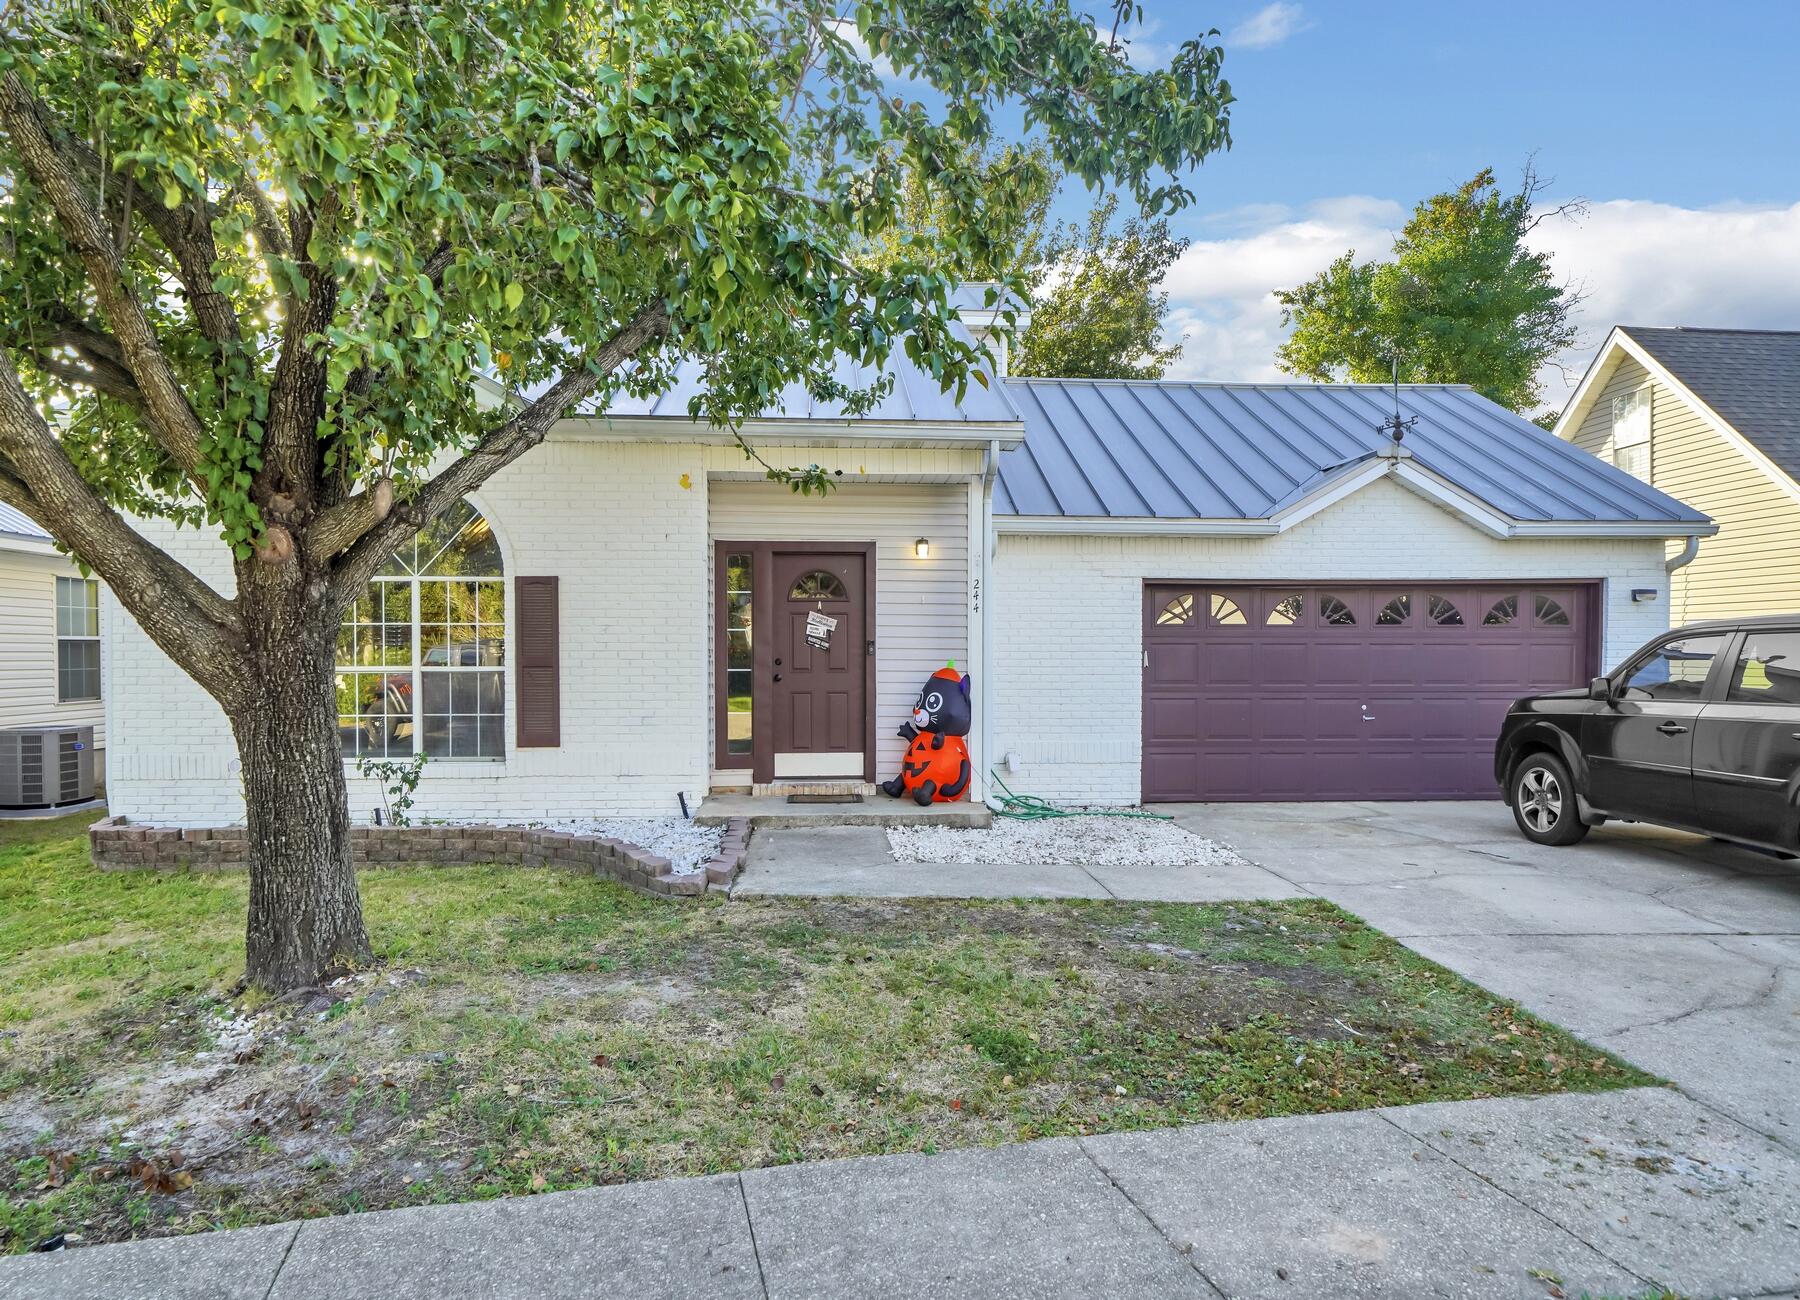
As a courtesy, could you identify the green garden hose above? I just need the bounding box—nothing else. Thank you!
[987,770,1173,821]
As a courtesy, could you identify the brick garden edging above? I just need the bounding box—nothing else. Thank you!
[88,816,751,897]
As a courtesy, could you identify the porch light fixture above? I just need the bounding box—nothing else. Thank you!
[914,537,930,559]
[1631,588,1658,602]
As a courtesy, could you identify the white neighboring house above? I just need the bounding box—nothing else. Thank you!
[0,502,106,789]
[100,314,1713,824]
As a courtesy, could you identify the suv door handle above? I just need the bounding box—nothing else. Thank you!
[1656,721,1689,736]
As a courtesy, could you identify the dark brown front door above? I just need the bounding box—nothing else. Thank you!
[1143,583,1597,801]
[769,549,869,779]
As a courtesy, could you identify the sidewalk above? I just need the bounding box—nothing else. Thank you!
[6,1087,1797,1299]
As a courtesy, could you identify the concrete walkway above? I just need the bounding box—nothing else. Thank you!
[7,1086,1798,1300]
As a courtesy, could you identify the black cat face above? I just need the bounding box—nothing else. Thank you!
[909,667,972,737]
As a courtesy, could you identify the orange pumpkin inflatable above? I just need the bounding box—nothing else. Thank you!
[881,662,973,805]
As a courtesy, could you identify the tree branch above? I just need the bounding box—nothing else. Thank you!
[327,300,670,593]
[260,190,340,508]
[0,345,248,708]
[0,70,209,478]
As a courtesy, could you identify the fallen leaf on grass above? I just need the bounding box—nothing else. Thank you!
[770,1075,786,1092]
[130,1160,194,1194]
[38,1149,76,1189]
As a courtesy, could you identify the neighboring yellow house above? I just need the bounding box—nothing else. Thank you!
[1556,327,1800,625]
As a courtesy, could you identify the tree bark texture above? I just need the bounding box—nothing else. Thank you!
[231,587,371,990]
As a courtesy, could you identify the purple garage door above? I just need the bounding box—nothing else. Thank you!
[1143,584,1597,801]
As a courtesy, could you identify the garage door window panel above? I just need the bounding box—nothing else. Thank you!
[1376,593,1412,625]
[1534,595,1571,627]
[1265,593,1305,625]
[1155,592,1196,626]
[1427,594,1464,626]
[1319,595,1356,625]
[1208,594,1248,625]
[1483,595,1518,625]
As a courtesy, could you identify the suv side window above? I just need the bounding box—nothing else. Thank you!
[1727,631,1800,705]
[1618,634,1727,701]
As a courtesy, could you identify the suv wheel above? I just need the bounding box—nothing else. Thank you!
[1510,753,1590,846]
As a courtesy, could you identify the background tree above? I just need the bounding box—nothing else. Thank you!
[1273,166,1581,412]
[0,1,1232,991]
[1013,192,1189,378]
[858,140,1058,286]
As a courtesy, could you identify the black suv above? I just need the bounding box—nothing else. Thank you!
[1495,616,1800,853]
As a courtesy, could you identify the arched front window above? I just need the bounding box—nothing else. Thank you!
[336,500,506,760]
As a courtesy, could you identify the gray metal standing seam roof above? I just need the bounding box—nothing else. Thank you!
[996,379,1709,526]
[548,315,1020,423]
[0,502,49,540]
[1621,327,1800,486]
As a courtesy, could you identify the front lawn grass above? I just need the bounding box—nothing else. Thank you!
[0,813,1657,1251]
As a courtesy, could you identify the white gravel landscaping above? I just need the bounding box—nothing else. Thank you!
[886,814,1243,868]
[434,816,723,870]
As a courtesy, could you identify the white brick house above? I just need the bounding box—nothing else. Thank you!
[102,337,1712,820]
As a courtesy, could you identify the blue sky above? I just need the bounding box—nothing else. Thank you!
[1096,0,1800,230]
[1024,2,1800,408]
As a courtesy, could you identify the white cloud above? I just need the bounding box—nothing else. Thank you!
[1530,199,1800,402]
[1228,3,1313,51]
[1158,196,1800,413]
[1160,196,1404,383]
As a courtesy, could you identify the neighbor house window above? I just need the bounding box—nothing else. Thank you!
[55,576,101,702]
[1610,387,1651,480]
[335,500,505,760]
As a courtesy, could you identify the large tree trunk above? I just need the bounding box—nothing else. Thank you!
[230,591,371,991]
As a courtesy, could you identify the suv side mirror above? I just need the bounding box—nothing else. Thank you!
[1588,676,1614,702]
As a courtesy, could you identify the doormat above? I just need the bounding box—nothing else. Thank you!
[787,793,865,805]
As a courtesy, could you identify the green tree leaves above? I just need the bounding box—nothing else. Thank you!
[1013,193,1189,380]
[1,0,1232,549]
[1273,166,1580,413]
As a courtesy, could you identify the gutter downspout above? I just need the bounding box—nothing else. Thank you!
[981,437,999,806]
[1663,533,1702,626]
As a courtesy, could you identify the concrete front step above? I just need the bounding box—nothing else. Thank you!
[695,793,991,830]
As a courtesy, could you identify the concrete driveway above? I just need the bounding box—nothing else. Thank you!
[1162,800,1800,1152]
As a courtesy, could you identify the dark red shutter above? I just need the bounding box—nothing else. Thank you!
[515,576,561,747]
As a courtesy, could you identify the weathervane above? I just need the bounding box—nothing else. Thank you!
[1377,355,1417,445]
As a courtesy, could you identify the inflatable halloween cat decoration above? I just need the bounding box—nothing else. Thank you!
[881,662,972,805]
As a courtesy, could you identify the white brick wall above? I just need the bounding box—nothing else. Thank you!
[107,440,713,824]
[991,477,1673,806]
[103,438,984,824]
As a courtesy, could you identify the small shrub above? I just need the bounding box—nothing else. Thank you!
[357,754,429,827]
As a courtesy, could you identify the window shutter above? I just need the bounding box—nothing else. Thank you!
[515,576,560,747]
